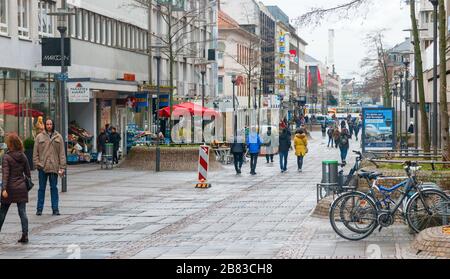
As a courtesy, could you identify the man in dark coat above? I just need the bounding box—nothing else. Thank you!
[97,128,109,163]
[109,127,121,164]
[231,138,246,175]
[278,128,291,172]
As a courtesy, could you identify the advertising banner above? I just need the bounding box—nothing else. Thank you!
[362,107,395,152]
[32,82,55,103]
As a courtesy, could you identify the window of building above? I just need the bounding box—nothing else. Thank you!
[38,1,55,38]
[218,76,223,94]
[0,0,8,35]
[95,14,100,43]
[101,16,105,44]
[117,22,122,47]
[17,0,30,38]
[76,8,82,39]
[89,12,94,42]
[83,9,88,40]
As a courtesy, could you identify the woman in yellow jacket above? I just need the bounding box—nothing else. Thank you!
[294,128,308,172]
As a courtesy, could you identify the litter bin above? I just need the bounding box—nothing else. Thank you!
[322,160,338,184]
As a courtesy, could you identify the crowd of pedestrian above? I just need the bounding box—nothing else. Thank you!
[326,114,362,165]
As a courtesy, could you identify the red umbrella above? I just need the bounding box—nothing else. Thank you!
[0,102,44,117]
[159,102,219,118]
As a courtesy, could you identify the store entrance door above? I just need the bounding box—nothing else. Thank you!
[98,99,112,131]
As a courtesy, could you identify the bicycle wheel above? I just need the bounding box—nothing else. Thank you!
[329,191,378,241]
[406,189,449,233]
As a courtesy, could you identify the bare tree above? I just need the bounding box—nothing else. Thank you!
[438,0,449,160]
[360,30,392,107]
[131,0,216,136]
[292,0,373,27]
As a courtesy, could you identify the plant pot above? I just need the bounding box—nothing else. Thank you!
[25,149,34,170]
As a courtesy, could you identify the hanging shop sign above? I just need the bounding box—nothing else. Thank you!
[42,38,71,66]
[68,82,90,103]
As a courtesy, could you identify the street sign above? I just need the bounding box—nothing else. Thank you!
[56,73,69,81]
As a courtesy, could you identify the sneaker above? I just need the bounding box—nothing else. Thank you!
[52,210,60,216]
[281,170,285,173]
[36,211,42,216]
[298,169,302,173]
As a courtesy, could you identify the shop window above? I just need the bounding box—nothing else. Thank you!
[17,0,30,38]
[38,1,55,38]
[218,76,223,94]
[0,0,8,35]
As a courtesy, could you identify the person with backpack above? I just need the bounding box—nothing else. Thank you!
[333,126,341,148]
[327,126,334,148]
[262,127,276,163]
[339,124,351,165]
[231,139,246,175]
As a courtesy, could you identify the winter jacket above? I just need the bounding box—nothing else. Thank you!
[109,132,121,150]
[2,151,30,204]
[231,142,246,154]
[33,131,67,174]
[246,132,262,154]
[262,132,277,155]
[97,132,109,153]
[278,131,292,152]
[294,133,308,157]
[339,128,351,148]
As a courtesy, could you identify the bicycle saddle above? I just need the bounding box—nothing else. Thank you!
[358,170,382,180]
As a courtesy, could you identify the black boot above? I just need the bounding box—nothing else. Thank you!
[18,233,28,243]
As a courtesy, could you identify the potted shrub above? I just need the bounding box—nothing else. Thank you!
[23,137,35,170]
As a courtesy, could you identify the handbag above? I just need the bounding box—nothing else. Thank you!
[24,175,34,191]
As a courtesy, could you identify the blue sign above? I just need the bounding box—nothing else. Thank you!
[135,93,148,108]
[362,107,396,152]
[56,73,69,81]
[159,94,169,108]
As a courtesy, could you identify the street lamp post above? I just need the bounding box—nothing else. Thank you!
[399,72,404,148]
[429,0,438,155]
[200,65,206,144]
[403,56,410,151]
[231,76,237,139]
[48,1,74,193]
[155,48,162,172]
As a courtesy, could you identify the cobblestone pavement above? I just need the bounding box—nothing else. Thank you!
[0,132,437,259]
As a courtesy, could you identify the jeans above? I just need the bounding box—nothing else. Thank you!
[297,155,304,170]
[250,153,258,173]
[266,154,274,162]
[113,148,119,163]
[0,202,28,234]
[37,169,59,211]
[279,151,288,171]
[340,146,349,162]
[233,153,243,173]
[327,136,334,147]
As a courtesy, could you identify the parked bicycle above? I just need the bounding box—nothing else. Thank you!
[318,150,363,200]
[329,161,449,241]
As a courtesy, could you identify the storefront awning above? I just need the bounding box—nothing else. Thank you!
[67,78,139,92]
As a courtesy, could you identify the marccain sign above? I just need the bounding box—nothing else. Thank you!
[41,38,71,66]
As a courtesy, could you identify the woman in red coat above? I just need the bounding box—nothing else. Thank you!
[0,133,31,243]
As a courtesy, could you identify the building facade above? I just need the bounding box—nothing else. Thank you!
[0,0,217,155]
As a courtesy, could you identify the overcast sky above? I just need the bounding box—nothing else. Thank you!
[261,0,411,79]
